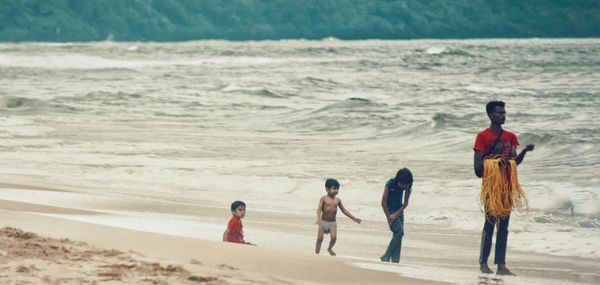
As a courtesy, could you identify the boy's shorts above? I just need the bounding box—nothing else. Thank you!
[321,221,337,234]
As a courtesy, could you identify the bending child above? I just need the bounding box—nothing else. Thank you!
[380,167,413,263]
[316,178,361,256]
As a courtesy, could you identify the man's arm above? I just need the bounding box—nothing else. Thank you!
[515,144,534,165]
[338,199,361,223]
[474,151,484,178]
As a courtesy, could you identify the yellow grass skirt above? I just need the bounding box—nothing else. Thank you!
[480,157,528,219]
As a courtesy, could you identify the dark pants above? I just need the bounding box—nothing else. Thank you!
[381,214,404,263]
[479,214,510,265]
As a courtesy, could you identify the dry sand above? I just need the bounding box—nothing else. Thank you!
[0,226,217,284]
[0,200,434,284]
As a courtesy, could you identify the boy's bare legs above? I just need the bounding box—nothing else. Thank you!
[327,225,337,256]
[315,224,325,254]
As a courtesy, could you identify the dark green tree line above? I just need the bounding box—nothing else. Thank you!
[0,0,598,41]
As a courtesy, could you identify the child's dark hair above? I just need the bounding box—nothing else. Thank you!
[486,100,505,115]
[325,178,340,189]
[394,168,413,186]
[230,200,246,212]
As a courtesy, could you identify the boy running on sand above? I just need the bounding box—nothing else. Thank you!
[316,178,361,256]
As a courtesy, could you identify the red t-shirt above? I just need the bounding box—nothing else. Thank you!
[473,128,519,158]
[226,216,244,243]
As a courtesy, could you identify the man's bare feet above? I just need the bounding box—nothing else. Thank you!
[480,263,494,274]
[496,265,516,276]
[327,248,336,256]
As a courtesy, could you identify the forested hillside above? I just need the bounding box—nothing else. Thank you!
[1,0,598,41]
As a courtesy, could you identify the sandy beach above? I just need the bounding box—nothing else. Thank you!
[1,183,598,285]
[0,184,435,285]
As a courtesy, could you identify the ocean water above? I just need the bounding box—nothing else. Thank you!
[0,39,599,258]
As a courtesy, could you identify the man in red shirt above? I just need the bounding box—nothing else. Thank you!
[473,101,534,275]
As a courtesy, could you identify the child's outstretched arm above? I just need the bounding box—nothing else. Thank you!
[338,199,361,224]
[316,196,324,224]
[238,237,257,246]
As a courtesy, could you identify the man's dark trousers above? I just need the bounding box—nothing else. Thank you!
[479,214,510,265]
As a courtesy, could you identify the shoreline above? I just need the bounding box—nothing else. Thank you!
[1,183,599,284]
[0,200,432,285]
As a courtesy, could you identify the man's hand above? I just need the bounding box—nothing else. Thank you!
[515,144,534,165]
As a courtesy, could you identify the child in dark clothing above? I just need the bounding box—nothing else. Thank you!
[380,168,413,263]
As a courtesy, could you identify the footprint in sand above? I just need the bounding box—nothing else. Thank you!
[478,275,504,285]
[218,264,237,271]
[188,275,220,282]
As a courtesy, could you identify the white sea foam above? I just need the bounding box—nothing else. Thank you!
[0,54,147,69]
[352,262,570,285]
[0,117,54,137]
[425,46,448,55]
[38,212,225,241]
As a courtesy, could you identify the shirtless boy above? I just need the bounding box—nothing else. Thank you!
[315,178,362,256]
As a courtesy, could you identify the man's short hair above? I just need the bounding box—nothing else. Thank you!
[486,101,505,115]
[230,200,246,212]
[325,178,340,189]
[394,168,413,185]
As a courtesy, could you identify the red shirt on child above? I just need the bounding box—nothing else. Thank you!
[226,216,244,243]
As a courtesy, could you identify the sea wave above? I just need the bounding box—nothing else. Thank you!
[1,39,599,260]
[221,85,289,99]
[429,112,478,129]
[0,96,45,113]
[422,46,474,57]
[312,97,387,113]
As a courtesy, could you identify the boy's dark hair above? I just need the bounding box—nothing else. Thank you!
[486,100,505,115]
[230,200,246,212]
[394,168,413,185]
[325,178,340,189]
